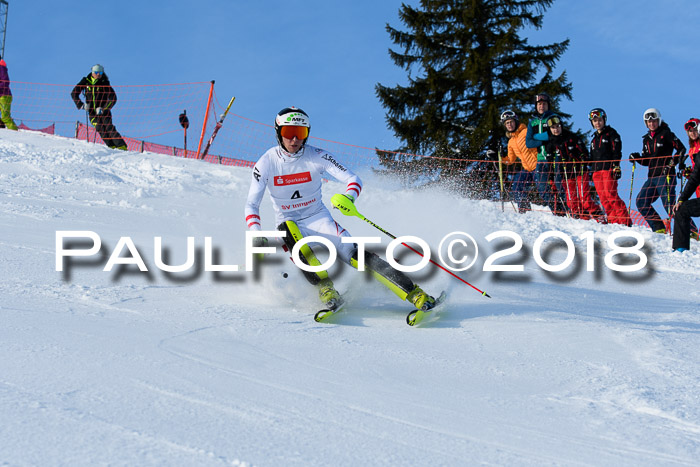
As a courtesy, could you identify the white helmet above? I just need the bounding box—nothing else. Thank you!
[643,108,662,124]
[274,107,310,152]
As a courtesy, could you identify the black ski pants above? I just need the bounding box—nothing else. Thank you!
[90,109,126,149]
[672,198,700,250]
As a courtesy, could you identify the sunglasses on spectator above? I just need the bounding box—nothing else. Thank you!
[644,112,659,121]
[280,126,309,140]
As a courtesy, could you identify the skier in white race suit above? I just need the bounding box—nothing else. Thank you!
[245,106,437,311]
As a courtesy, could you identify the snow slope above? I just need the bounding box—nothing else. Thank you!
[1,129,699,466]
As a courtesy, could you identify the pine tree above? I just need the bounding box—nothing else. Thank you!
[376,0,572,186]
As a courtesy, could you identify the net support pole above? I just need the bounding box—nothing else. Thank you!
[196,80,215,159]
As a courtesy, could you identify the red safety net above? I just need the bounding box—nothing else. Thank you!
[18,122,55,134]
[6,80,693,232]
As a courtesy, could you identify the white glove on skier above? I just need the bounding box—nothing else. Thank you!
[95,107,103,116]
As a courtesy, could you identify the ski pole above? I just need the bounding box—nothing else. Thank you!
[562,162,571,217]
[199,96,235,160]
[678,154,688,194]
[331,194,491,298]
[497,143,505,212]
[628,161,636,218]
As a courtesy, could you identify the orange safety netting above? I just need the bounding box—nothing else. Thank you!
[7,80,693,232]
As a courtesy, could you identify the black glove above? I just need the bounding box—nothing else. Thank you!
[629,152,640,162]
[612,166,622,180]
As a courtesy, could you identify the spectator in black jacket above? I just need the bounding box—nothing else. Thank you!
[545,115,602,220]
[671,152,700,251]
[588,108,631,226]
[71,64,127,150]
[630,108,686,233]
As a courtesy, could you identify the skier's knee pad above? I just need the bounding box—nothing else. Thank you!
[277,220,329,285]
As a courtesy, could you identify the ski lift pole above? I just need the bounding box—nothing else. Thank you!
[330,194,492,298]
[199,96,235,161]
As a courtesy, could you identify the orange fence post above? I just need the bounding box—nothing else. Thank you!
[196,80,215,159]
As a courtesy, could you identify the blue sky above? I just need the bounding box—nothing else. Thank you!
[6,0,700,168]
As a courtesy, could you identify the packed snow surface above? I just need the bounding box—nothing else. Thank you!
[1,130,699,466]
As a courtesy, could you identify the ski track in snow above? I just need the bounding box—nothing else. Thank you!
[1,129,699,466]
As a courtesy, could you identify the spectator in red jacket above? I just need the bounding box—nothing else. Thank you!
[545,114,602,220]
[682,118,700,199]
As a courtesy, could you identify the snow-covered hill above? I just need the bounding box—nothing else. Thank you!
[1,129,699,466]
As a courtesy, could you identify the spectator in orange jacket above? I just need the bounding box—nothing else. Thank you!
[502,110,537,213]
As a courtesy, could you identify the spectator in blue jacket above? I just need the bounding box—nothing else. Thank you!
[525,93,564,215]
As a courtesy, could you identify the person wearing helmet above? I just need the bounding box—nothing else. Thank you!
[587,108,631,226]
[245,106,438,313]
[500,110,536,213]
[629,108,686,233]
[676,118,700,241]
[0,55,18,130]
[545,115,603,220]
[681,118,700,200]
[70,64,127,150]
[525,93,562,215]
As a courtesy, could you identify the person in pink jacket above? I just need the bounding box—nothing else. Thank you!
[0,56,19,130]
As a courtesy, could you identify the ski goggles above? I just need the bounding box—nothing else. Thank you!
[535,94,550,103]
[684,120,699,131]
[588,109,605,120]
[547,116,562,126]
[500,110,517,123]
[280,126,309,140]
[644,111,660,121]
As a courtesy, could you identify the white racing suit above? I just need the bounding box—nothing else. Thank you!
[244,144,416,299]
